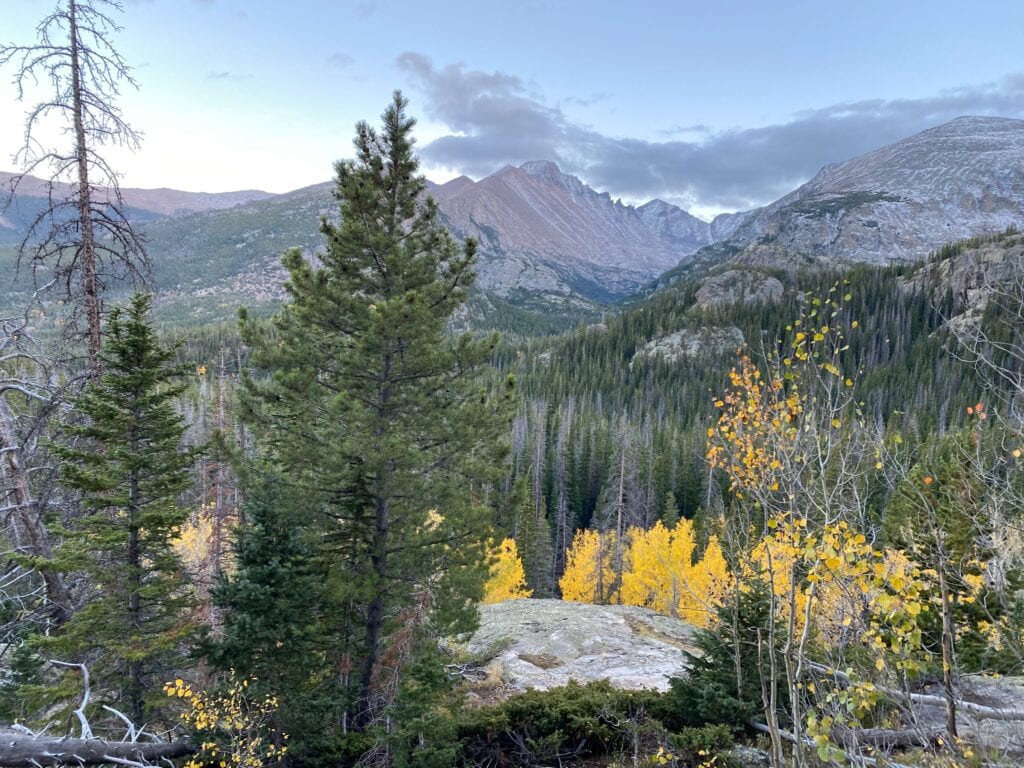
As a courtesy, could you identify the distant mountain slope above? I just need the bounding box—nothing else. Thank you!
[0,171,273,216]
[9,116,1023,334]
[718,116,1024,267]
[431,161,712,301]
[1,162,717,328]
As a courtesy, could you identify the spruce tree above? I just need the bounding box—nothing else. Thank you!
[237,92,512,734]
[39,293,198,725]
[661,490,680,528]
[205,469,344,761]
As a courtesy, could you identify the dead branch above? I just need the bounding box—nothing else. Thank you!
[0,733,193,767]
[807,662,1024,721]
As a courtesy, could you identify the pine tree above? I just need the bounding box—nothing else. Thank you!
[661,490,680,528]
[39,293,198,725]
[237,92,512,733]
[205,469,344,761]
[521,497,555,597]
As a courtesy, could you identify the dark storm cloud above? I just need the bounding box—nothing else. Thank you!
[397,53,1024,211]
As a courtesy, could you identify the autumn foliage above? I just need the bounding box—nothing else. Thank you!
[558,520,731,628]
[164,675,287,768]
[483,538,532,603]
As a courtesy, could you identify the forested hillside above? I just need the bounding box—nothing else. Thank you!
[5,5,1024,765]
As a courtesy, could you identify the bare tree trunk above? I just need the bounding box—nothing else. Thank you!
[68,0,102,371]
[937,565,959,741]
[757,628,786,767]
[612,445,626,600]
[0,734,193,766]
[0,398,71,622]
[552,400,572,581]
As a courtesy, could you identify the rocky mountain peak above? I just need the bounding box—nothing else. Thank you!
[517,159,593,198]
[430,161,716,299]
[638,198,712,248]
[710,115,1024,268]
[519,159,563,180]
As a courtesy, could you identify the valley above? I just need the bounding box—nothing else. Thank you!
[4,73,1024,767]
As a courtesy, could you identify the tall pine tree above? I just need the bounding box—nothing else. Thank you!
[235,92,512,736]
[35,293,198,726]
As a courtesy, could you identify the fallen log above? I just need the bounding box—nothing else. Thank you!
[0,733,194,767]
[831,724,944,750]
[748,722,916,768]
[806,661,1024,722]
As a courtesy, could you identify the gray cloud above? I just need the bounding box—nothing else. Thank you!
[327,52,354,68]
[398,53,1024,212]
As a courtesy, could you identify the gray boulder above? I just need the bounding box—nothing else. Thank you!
[452,599,698,694]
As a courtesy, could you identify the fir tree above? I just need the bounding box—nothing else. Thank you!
[205,469,344,761]
[38,294,199,725]
[237,92,512,734]
[661,490,680,528]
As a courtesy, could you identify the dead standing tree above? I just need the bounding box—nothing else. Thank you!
[0,298,75,638]
[1,0,148,372]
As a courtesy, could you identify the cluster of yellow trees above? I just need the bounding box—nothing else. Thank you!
[483,520,731,629]
[483,288,991,766]
[484,514,924,648]
[557,521,731,628]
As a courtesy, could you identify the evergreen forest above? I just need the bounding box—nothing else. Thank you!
[5,6,1024,768]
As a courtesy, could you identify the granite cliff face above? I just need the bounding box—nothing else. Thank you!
[717,117,1024,268]
[431,161,712,300]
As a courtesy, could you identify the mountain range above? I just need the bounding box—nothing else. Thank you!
[2,115,1024,330]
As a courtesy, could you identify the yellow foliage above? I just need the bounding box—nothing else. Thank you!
[619,521,680,614]
[561,521,733,628]
[618,521,732,629]
[559,528,618,604]
[483,538,532,603]
[173,501,238,580]
[682,534,733,627]
[749,515,928,670]
[164,674,287,768]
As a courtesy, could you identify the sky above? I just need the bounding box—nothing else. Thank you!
[3,0,1024,219]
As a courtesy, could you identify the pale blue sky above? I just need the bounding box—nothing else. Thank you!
[3,0,1024,217]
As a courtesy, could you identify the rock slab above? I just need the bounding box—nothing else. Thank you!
[457,599,698,693]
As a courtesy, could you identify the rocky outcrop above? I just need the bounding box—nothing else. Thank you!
[695,269,784,310]
[633,326,745,363]
[452,599,698,694]
[912,676,1024,758]
[907,232,1024,313]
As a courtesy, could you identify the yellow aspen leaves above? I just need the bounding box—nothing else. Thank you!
[560,521,732,629]
[559,528,619,604]
[483,538,532,603]
[165,674,287,768]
